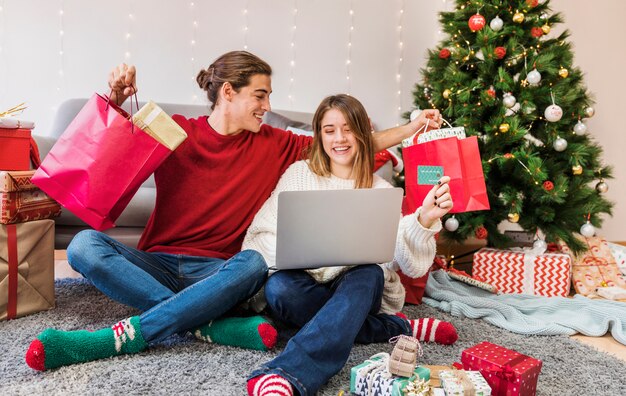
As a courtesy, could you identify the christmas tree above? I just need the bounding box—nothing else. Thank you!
[404,0,612,253]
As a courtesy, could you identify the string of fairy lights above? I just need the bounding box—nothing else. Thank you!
[125,2,134,60]
[396,0,405,126]
[190,2,199,103]
[243,0,249,50]
[0,0,5,101]
[57,0,65,95]
[346,0,354,94]
[288,1,298,108]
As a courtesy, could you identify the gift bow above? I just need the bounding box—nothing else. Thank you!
[487,363,517,382]
[0,103,27,118]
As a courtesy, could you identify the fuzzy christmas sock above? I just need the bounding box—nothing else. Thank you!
[194,316,277,351]
[25,316,147,371]
[396,313,458,345]
[247,374,294,396]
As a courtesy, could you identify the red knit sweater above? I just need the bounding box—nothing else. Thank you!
[137,115,311,259]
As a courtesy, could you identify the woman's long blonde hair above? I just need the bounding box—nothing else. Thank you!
[306,94,374,189]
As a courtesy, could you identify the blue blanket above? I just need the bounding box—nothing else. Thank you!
[423,270,626,345]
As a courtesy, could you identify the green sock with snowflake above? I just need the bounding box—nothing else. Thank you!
[25,316,147,371]
[194,316,277,351]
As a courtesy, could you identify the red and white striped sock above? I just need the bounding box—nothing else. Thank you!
[247,374,294,396]
[396,313,458,345]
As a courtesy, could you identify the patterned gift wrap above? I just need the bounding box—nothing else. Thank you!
[560,236,626,296]
[350,354,430,396]
[472,248,571,297]
[1,170,62,224]
[462,342,542,396]
[440,370,491,395]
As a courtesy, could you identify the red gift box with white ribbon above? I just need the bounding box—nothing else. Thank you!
[472,248,571,297]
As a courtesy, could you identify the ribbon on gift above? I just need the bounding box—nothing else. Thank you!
[510,244,548,295]
[7,224,18,320]
[449,370,475,396]
[484,353,527,384]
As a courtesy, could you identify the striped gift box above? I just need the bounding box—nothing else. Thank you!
[472,248,571,297]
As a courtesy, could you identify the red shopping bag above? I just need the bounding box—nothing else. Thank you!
[402,136,489,214]
[31,93,175,231]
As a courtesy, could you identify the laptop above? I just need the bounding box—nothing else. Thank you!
[275,188,403,270]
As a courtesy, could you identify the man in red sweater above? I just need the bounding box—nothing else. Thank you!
[25,51,442,371]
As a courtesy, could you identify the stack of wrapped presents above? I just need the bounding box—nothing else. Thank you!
[1,107,62,320]
[351,339,542,396]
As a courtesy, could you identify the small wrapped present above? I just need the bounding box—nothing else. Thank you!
[472,247,571,297]
[351,353,430,396]
[560,236,626,296]
[1,170,62,224]
[1,220,55,320]
[440,370,491,395]
[0,128,34,171]
[462,342,542,396]
[131,100,188,151]
[606,242,626,277]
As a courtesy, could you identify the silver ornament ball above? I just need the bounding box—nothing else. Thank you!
[490,16,504,31]
[540,12,549,20]
[526,69,542,85]
[445,217,460,232]
[544,104,563,122]
[584,107,595,117]
[580,222,596,238]
[573,121,587,136]
[503,94,517,108]
[596,181,609,193]
[553,137,568,152]
[533,239,548,252]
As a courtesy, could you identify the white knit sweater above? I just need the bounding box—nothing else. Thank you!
[242,160,441,314]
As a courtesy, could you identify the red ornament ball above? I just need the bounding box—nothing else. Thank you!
[504,153,514,159]
[531,27,544,38]
[526,0,539,7]
[494,47,507,59]
[439,48,451,59]
[468,14,486,32]
[475,226,488,240]
[487,88,496,98]
[543,181,554,191]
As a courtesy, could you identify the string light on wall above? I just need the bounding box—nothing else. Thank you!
[0,0,5,102]
[125,1,134,60]
[346,0,354,93]
[396,0,405,125]
[58,0,65,94]
[243,0,249,50]
[288,0,298,108]
[190,2,198,103]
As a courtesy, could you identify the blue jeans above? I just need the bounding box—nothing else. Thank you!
[250,265,410,395]
[66,230,268,343]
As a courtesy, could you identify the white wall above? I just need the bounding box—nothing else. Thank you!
[1,0,625,241]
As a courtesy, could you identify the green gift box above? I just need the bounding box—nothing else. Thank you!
[350,353,430,396]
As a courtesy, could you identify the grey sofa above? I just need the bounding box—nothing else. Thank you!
[33,98,327,249]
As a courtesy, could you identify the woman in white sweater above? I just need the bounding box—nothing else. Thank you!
[244,94,457,396]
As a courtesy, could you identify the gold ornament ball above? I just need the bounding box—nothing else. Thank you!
[584,106,595,117]
[558,67,569,78]
[508,213,520,223]
[513,12,525,23]
[499,123,510,133]
[443,89,452,99]
[541,24,551,34]
[596,180,609,193]
[572,164,583,175]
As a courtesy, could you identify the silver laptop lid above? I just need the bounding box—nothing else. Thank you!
[275,188,403,270]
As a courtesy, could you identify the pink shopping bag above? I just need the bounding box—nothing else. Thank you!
[402,136,490,214]
[31,93,174,231]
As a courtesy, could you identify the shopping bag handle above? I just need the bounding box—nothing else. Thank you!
[410,117,455,146]
[104,85,139,133]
